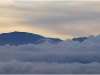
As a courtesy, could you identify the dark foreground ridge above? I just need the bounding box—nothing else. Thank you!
[0,31,88,46]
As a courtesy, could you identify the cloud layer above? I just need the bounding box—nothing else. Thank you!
[0,34,100,73]
[0,60,100,74]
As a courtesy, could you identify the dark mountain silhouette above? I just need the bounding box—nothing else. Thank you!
[0,31,62,46]
[0,31,88,46]
[72,37,88,42]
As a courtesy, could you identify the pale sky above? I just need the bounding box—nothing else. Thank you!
[0,0,100,40]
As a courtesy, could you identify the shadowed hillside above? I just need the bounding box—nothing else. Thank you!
[0,31,88,46]
[0,31,62,46]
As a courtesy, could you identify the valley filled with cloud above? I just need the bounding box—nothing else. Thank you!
[0,34,100,74]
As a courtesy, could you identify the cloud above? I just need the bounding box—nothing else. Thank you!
[0,60,100,74]
[0,34,100,73]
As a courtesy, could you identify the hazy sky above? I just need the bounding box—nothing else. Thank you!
[0,0,100,40]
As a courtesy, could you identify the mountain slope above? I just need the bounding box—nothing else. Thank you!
[0,31,88,46]
[0,31,62,46]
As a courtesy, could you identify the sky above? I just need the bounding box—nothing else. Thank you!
[0,0,100,40]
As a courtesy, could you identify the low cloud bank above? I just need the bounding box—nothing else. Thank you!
[0,35,100,73]
[0,60,100,74]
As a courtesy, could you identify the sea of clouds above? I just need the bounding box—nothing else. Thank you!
[0,35,100,74]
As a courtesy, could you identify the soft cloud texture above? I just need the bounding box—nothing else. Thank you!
[0,60,100,74]
[0,1,100,39]
[0,34,100,73]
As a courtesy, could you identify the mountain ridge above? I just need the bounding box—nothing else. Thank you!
[0,31,62,46]
[0,31,88,46]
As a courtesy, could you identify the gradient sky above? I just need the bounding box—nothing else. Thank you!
[0,0,100,40]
